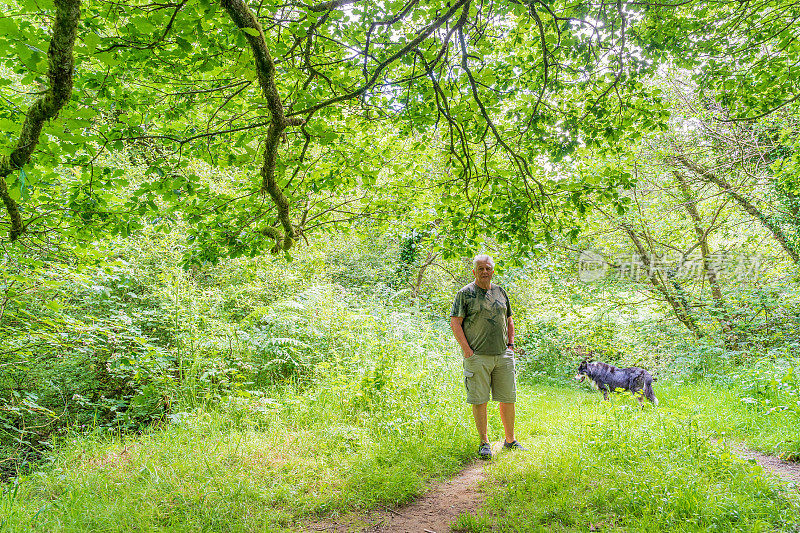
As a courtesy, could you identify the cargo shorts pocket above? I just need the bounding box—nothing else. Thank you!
[463,369,474,392]
[504,350,517,374]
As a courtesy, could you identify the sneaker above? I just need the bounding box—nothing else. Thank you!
[503,440,527,451]
[478,442,492,459]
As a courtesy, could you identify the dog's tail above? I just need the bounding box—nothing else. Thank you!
[644,380,658,406]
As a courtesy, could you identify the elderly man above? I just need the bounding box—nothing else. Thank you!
[450,254,525,459]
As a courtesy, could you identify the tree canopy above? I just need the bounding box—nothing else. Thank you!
[0,0,797,262]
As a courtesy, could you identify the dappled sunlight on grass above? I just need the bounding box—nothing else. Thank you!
[456,385,800,532]
[5,380,800,531]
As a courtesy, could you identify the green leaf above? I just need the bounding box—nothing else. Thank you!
[83,32,101,52]
[0,17,19,35]
[96,52,120,67]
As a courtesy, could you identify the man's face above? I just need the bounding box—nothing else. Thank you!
[473,260,494,285]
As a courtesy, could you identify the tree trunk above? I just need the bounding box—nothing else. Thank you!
[620,223,704,338]
[674,155,799,263]
[220,0,306,251]
[412,251,438,299]
[673,170,738,348]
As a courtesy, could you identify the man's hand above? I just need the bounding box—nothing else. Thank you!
[450,316,474,358]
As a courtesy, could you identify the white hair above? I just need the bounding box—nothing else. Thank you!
[473,254,495,268]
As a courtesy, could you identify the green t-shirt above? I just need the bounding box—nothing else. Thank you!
[450,282,512,356]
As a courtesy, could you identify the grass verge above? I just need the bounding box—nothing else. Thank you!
[455,385,800,532]
[1,303,476,532]
[1,384,475,532]
[666,380,800,460]
[4,380,800,531]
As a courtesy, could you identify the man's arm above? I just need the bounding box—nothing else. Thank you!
[450,316,474,358]
[507,316,515,348]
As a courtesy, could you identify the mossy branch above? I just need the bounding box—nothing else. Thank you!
[0,0,81,242]
[221,0,305,252]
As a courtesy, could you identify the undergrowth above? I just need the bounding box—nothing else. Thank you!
[0,293,476,531]
[455,386,800,533]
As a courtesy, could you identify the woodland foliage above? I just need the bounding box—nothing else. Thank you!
[1,0,800,504]
[0,0,797,259]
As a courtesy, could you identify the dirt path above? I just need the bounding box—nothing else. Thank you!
[304,439,799,533]
[726,441,800,487]
[305,443,500,533]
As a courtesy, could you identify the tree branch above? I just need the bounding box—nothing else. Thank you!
[97,0,187,53]
[674,154,799,263]
[307,0,360,12]
[288,0,472,117]
[221,0,306,251]
[0,0,81,242]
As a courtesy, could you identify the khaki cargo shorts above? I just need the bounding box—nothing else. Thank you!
[463,350,517,404]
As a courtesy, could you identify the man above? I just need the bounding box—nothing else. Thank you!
[450,254,525,459]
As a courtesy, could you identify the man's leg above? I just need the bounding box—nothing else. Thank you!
[498,402,515,444]
[465,355,491,446]
[472,402,489,443]
[494,351,518,445]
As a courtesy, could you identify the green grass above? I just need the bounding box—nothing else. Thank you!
[664,380,800,459]
[455,385,800,532]
[1,300,479,532]
[4,379,800,532]
[2,382,476,532]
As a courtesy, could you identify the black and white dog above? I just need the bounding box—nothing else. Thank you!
[575,360,658,405]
